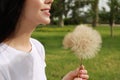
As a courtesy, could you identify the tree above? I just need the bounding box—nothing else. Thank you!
[50,0,65,27]
[107,0,120,37]
[91,0,99,27]
[70,0,84,24]
[50,0,100,26]
[51,0,92,26]
[99,7,110,24]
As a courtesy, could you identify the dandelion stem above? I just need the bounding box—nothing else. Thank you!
[80,58,83,66]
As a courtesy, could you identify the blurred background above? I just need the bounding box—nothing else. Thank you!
[32,0,120,80]
[50,0,120,33]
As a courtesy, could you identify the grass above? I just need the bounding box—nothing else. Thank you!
[32,25,120,80]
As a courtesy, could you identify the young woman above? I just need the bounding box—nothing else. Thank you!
[0,0,89,80]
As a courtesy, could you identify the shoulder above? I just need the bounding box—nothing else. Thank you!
[0,46,8,65]
[30,38,44,48]
[30,38,46,59]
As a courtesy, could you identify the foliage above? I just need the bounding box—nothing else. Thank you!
[107,0,120,26]
[50,0,94,26]
[50,0,120,26]
[99,8,110,24]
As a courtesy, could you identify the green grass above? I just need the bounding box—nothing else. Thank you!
[32,25,120,80]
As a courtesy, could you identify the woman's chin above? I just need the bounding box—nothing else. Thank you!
[41,19,51,25]
[45,20,51,24]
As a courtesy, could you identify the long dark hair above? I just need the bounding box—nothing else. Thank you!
[0,0,25,43]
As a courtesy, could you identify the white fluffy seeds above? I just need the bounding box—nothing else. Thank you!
[63,25,102,59]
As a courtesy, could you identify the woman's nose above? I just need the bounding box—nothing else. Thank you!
[45,0,54,4]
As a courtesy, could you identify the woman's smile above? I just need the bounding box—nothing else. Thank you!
[41,8,51,17]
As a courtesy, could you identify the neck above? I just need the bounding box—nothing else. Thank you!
[4,19,37,52]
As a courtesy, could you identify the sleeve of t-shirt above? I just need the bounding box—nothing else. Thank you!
[30,38,45,60]
[30,38,46,67]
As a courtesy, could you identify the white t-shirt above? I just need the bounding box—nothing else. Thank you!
[0,38,47,80]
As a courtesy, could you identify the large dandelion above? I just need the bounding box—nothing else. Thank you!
[63,25,102,80]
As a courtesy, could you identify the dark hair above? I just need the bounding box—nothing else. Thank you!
[0,0,25,43]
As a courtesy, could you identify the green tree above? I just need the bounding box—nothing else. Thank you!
[51,0,91,26]
[99,7,109,24]
[50,0,65,27]
[67,0,91,25]
[107,0,120,37]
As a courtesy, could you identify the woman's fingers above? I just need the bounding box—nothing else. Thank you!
[78,65,89,79]
[79,70,88,74]
[62,65,89,80]
[69,68,80,77]
[82,79,88,80]
[80,74,89,79]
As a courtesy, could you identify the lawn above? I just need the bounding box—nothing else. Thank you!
[32,25,120,80]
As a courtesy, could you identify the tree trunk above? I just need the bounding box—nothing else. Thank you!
[58,15,64,27]
[110,19,115,37]
[110,26,113,37]
[92,0,99,27]
[109,0,115,37]
[50,16,54,25]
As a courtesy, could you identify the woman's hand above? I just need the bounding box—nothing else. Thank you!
[62,65,89,80]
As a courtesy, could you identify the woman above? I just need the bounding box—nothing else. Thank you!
[0,0,89,80]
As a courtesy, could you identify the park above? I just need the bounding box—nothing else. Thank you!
[32,0,120,79]
[31,0,120,79]
[32,25,120,80]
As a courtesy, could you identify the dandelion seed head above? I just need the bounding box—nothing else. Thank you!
[63,33,74,49]
[63,25,102,59]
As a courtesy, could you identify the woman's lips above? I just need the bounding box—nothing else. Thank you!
[41,8,51,16]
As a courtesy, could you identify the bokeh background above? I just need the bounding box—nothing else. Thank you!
[32,0,120,80]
